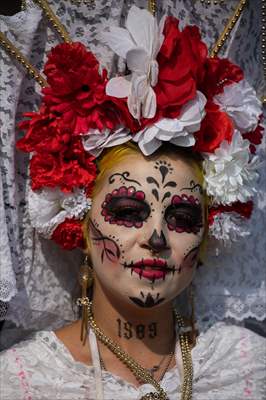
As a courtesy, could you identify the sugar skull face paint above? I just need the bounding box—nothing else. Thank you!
[165,194,203,234]
[101,186,149,228]
[88,152,206,309]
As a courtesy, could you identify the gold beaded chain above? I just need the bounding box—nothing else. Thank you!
[262,0,266,104]
[0,0,259,91]
[99,338,175,382]
[0,31,48,87]
[209,0,247,57]
[32,0,71,43]
[87,300,193,400]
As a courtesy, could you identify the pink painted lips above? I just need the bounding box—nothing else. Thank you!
[125,259,174,281]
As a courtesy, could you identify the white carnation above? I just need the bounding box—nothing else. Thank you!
[133,91,206,155]
[203,130,259,204]
[82,127,131,157]
[209,212,250,245]
[214,80,262,133]
[28,188,91,238]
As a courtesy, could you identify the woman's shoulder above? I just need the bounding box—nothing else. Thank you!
[192,322,266,399]
[195,321,266,362]
[0,327,94,400]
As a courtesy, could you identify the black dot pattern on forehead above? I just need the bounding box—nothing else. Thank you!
[154,160,173,173]
[154,161,173,185]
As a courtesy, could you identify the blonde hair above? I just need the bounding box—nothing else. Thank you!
[83,142,209,259]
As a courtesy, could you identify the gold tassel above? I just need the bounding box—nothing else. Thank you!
[77,256,94,345]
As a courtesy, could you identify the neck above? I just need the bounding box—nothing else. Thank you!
[92,281,175,358]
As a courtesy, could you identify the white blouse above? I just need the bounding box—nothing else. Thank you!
[0,323,265,400]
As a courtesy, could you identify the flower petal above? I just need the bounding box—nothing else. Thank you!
[125,6,158,56]
[142,87,157,119]
[126,48,149,74]
[106,76,131,98]
[100,27,135,58]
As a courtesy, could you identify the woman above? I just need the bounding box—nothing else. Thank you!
[0,143,265,399]
[0,2,265,399]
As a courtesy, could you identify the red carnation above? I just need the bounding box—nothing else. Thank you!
[52,219,85,250]
[17,107,71,154]
[154,17,208,120]
[201,57,244,99]
[194,102,233,153]
[208,200,253,226]
[30,137,97,193]
[42,42,138,135]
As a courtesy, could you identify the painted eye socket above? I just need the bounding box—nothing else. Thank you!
[106,197,150,222]
[164,203,203,233]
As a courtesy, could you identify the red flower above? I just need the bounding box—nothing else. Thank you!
[154,17,208,120]
[30,137,97,193]
[201,57,243,99]
[42,42,137,134]
[194,102,233,153]
[208,200,253,226]
[17,107,71,154]
[52,219,85,250]
[243,119,264,154]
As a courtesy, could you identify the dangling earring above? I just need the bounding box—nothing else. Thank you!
[188,284,198,347]
[76,255,94,345]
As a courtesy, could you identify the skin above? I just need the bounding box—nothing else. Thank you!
[56,152,206,387]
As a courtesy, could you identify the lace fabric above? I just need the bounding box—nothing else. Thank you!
[0,323,265,399]
[0,0,265,343]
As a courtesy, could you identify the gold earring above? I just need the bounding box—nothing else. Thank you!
[77,255,94,345]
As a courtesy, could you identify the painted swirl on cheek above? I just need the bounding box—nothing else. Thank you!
[89,219,120,264]
[180,245,200,272]
[165,194,203,234]
[101,186,150,228]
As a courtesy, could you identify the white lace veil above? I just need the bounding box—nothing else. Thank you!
[0,0,265,348]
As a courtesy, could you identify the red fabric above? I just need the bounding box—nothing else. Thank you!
[140,17,208,128]
[200,58,244,99]
[208,201,253,225]
[156,17,207,116]
[51,219,85,250]
[194,102,233,152]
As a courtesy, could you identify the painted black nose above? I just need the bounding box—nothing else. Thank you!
[148,229,168,253]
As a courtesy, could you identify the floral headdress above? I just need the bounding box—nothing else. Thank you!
[17,6,263,250]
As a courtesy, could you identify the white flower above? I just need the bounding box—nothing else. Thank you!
[28,188,91,239]
[132,91,207,155]
[203,130,259,204]
[214,80,262,133]
[82,127,132,157]
[101,6,165,119]
[209,212,250,245]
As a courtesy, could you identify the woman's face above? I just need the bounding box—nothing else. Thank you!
[88,152,206,309]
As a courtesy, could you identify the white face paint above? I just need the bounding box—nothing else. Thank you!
[88,153,205,309]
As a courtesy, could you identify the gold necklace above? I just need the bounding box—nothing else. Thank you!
[98,339,175,382]
[87,301,193,400]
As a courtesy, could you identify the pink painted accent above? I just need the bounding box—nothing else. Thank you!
[239,334,254,397]
[10,348,32,400]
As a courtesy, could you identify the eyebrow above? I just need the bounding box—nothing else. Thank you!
[180,180,203,194]
[108,171,142,186]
